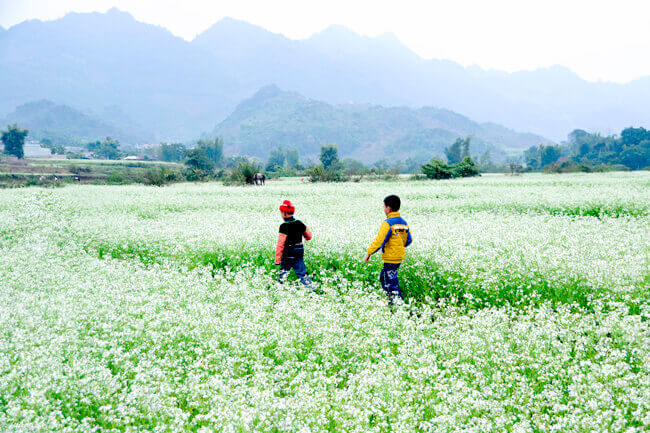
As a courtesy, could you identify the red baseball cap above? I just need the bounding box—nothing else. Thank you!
[279,200,295,213]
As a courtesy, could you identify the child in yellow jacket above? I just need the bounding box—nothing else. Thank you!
[363,195,412,302]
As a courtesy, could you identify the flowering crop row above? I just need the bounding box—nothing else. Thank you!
[0,173,648,431]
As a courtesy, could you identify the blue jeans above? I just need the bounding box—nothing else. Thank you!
[279,248,312,289]
[380,263,402,302]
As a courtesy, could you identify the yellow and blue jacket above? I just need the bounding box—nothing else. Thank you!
[367,212,412,264]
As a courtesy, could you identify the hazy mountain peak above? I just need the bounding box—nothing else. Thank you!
[246,85,307,105]
[216,85,550,161]
[312,24,360,39]
[105,7,132,17]
[194,16,294,44]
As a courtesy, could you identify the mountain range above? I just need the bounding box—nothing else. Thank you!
[217,85,550,162]
[1,9,649,147]
[0,100,151,145]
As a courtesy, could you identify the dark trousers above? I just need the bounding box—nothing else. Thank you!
[278,248,312,289]
[380,263,402,302]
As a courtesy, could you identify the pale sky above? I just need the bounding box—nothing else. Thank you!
[1,0,649,83]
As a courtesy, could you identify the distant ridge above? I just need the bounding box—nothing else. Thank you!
[215,85,552,162]
[1,9,649,144]
[1,100,150,145]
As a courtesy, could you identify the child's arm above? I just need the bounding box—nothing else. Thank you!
[366,221,391,258]
[275,233,287,265]
[405,229,412,247]
[303,227,312,241]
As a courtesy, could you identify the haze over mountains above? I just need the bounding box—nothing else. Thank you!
[217,85,549,162]
[1,8,649,153]
[0,100,152,145]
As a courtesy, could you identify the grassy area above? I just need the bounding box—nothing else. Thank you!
[0,157,185,187]
[0,173,648,431]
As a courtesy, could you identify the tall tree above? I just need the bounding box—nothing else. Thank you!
[445,138,464,164]
[319,144,339,170]
[159,142,186,162]
[539,144,561,167]
[523,145,540,169]
[93,137,123,160]
[1,124,29,159]
[461,136,471,159]
[184,148,215,172]
[479,149,492,166]
[266,145,285,171]
[198,137,224,167]
[285,147,300,168]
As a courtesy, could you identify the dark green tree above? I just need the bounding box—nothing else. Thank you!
[198,137,224,166]
[184,148,215,172]
[89,137,123,160]
[461,136,471,159]
[453,156,480,177]
[445,137,466,164]
[266,145,285,171]
[539,144,561,167]
[285,147,300,168]
[523,145,540,169]
[421,159,454,179]
[319,144,339,170]
[621,127,650,146]
[1,124,29,159]
[159,142,186,162]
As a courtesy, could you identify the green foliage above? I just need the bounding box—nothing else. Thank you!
[530,127,650,172]
[445,136,470,164]
[284,147,300,169]
[421,156,480,179]
[142,167,175,186]
[87,137,124,160]
[306,164,348,182]
[319,144,339,170]
[421,159,454,179]
[226,159,261,185]
[524,144,563,169]
[1,124,29,159]
[341,158,367,175]
[42,140,66,155]
[158,143,186,162]
[454,156,481,177]
[265,145,285,171]
[184,148,215,173]
[197,137,224,167]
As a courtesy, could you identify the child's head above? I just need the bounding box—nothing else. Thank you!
[279,200,295,218]
[383,195,401,215]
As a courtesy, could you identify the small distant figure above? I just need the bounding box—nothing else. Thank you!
[363,195,412,304]
[275,200,313,289]
[254,172,265,185]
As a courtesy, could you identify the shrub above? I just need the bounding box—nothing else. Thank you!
[225,160,261,185]
[421,159,454,179]
[142,167,173,186]
[453,156,480,178]
[306,164,348,182]
[422,157,480,179]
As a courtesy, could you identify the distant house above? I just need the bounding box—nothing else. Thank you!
[123,155,144,161]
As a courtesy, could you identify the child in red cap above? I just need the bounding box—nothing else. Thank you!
[275,200,313,289]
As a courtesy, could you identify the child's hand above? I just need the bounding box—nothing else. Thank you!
[362,254,370,263]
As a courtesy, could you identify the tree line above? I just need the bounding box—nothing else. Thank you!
[523,127,650,171]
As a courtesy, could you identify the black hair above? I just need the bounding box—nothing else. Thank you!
[384,195,401,211]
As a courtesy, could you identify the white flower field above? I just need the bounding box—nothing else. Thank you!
[0,173,649,432]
